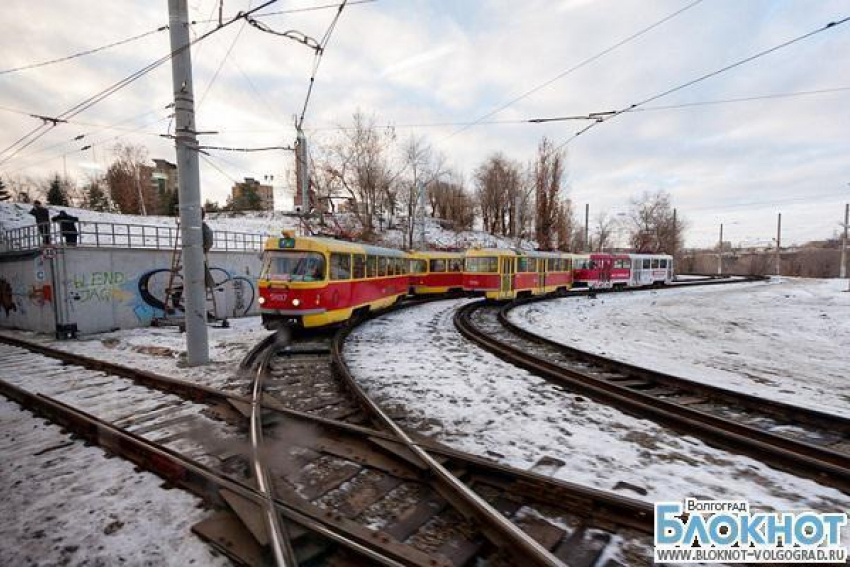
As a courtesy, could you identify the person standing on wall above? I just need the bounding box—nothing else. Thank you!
[29,200,51,245]
[201,209,214,288]
[52,210,79,246]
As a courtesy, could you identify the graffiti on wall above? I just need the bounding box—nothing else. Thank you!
[69,271,133,303]
[136,267,255,320]
[0,278,16,316]
[63,264,255,325]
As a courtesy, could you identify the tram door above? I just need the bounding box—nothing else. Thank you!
[600,258,611,287]
[538,259,546,294]
[500,257,515,298]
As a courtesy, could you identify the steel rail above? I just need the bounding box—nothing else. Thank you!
[331,321,566,567]
[0,378,424,567]
[499,301,850,434]
[0,332,654,536]
[250,339,298,567]
[454,300,850,493]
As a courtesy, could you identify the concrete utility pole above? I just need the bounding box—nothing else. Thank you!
[840,202,849,281]
[417,179,426,249]
[775,213,782,276]
[296,128,309,216]
[513,191,522,247]
[168,0,209,365]
[717,223,724,276]
[584,203,590,252]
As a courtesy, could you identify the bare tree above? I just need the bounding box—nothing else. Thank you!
[428,173,475,231]
[555,199,577,251]
[106,143,155,215]
[626,190,685,254]
[474,153,522,237]
[399,135,444,249]
[318,112,400,238]
[593,212,616,251]
[532,137,565,250]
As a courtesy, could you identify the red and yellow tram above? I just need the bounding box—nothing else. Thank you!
[258,233,409,328]
[408,251,464,295]
[463,248,574,300]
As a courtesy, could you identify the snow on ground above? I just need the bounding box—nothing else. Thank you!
[0,316,271,389]
[0,398,228,566]
[510,278,850,419]
[343,298,850,536]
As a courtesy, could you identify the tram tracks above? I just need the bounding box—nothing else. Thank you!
[454,292,850,494]
[0,302,657,566]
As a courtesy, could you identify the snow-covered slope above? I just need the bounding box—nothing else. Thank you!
[0,202,534,250]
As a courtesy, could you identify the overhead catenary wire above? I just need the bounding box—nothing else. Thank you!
[0,0,279,168]
[297,0,348,129]
[441,0,705,142]
[190,0,372,23]
[0,26,170,76]
[553,14,850,150]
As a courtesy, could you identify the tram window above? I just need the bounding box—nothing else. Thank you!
[353,255,366,279]
[330,253,351,280]
[517,257,528,272]
[366,255,378,278]
[262,252,325,282]
[392,258,403,275]
[378,257,388,277]
[651,259,659,269]
[660,259,667,268]
[642,259,651,269]
[399,258,409,275]
[430,259,447,272]
[448,258,463,272]
[411,259,427,274]
[465,257,498,273]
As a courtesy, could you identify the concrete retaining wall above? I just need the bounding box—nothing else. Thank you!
[0,247,261,335]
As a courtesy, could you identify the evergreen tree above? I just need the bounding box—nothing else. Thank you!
[0,177,10,202]
[46,175,69,206]
[83,181,112,212]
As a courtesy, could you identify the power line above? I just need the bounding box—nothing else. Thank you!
[196,144,294,152]
[0,26,169,76]
[554,14,850,149]
[297,0,348,129]
[441,0,705,142]
[190,0,373,23]
[0,0,279,167]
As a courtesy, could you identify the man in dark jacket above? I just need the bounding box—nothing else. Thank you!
[29,201,51,245]
[52,210,79,246]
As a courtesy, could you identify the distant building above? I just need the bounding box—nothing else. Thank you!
[150,159,178,195]
[231,177,274,211]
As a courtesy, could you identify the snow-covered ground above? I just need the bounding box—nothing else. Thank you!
[510,278,850,419]
[0,316,271,389]
[0,398,227,566]
[343,298,850,538]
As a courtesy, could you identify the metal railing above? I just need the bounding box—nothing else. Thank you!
[1,220,266,253]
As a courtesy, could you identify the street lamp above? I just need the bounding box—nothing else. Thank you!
[717,221,739,276]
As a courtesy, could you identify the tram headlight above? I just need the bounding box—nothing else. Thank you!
[258,296,266,305]
[292,298,301,307]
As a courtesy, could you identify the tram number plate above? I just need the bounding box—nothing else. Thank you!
[279,237,296,248]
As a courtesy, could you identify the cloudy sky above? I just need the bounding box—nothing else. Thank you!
[1,0,848,247]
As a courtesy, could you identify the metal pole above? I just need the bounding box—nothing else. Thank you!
[168,0,209,365]
[840,203,848,279]
[775,212,782,276]
[717,223,723,276]
[296,128,309,216]
[584,203,589,252]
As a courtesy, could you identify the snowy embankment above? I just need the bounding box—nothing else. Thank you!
[0,201,528,250]
[0,398,227,566]
[0,317,270,390]
[343,298,850,533]
[510,278,850,419]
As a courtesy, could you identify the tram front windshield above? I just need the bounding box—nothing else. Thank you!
[262,251,325,282]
